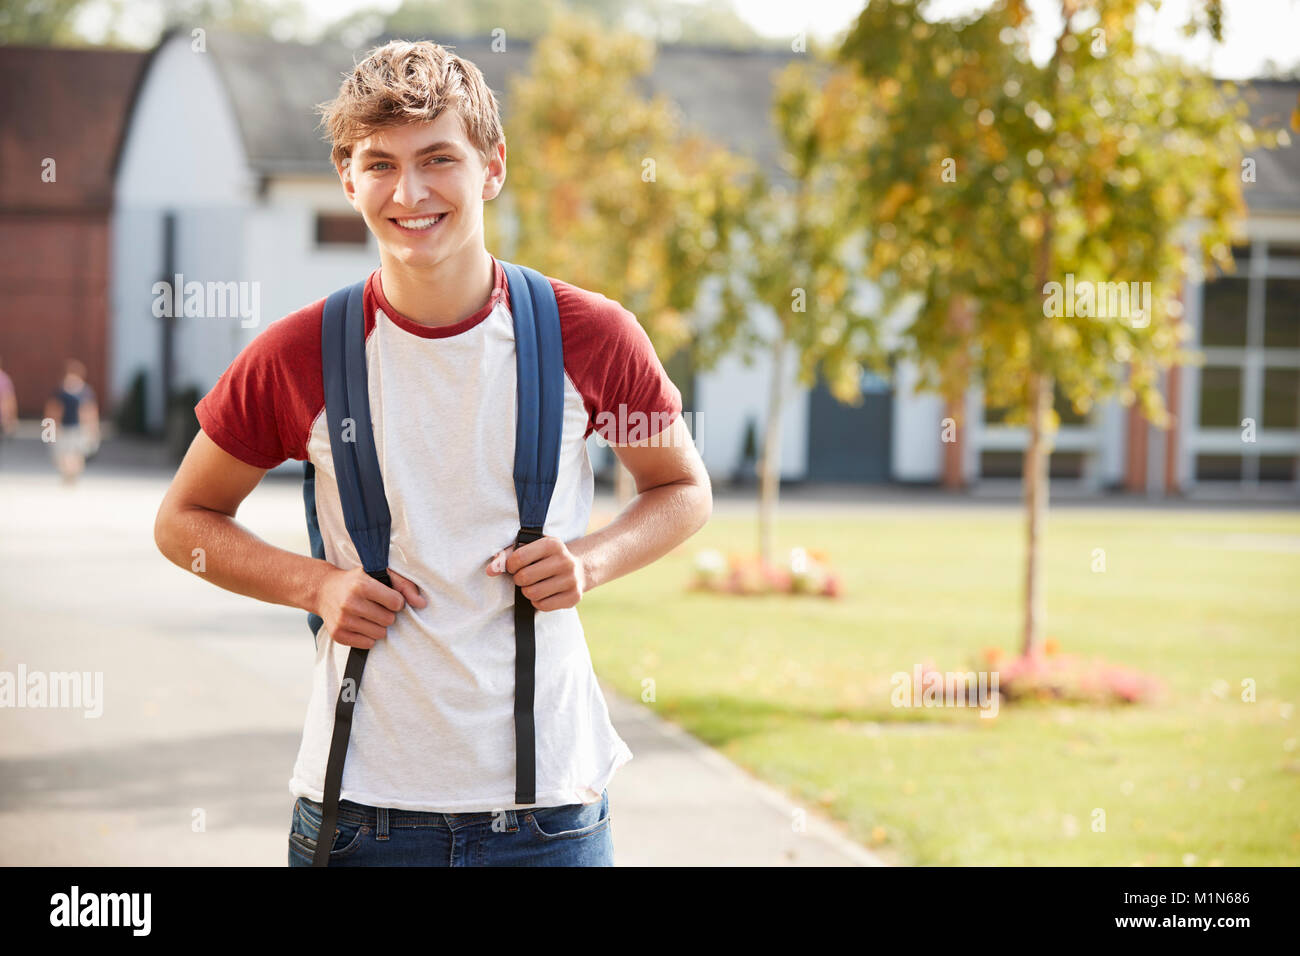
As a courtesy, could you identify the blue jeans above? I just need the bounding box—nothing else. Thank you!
[287,790,614,866]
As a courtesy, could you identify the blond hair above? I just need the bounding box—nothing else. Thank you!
[319,40,504,169]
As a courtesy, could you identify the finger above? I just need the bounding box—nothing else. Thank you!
[504,538,551,574]
[363,574,406,612]
[349,610,391,638]
[486,545,515,576]
[522,573,570,602]
[332,630,377,649]
[532,592,576,612]
[512,554,568,589]
[387,569,428,608]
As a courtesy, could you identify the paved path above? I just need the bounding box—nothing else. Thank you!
[0,435,878,866]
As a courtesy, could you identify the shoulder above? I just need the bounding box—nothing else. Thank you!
[250,295,327,362]
[527,271,681,442]
[193,294,333,467]
[543,274,648,359]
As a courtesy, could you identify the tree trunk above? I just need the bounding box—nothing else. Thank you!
[942,296,975,490]
[1021,371,1053,658]
[758,333,786,569]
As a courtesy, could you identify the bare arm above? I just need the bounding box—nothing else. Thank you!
[153,429,424,646]
[574,415,712,591]
[153,429,329,613]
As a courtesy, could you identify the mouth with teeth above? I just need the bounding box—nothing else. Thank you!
[391,212,448,234]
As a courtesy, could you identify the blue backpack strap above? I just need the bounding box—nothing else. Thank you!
[323,280,393,578]
[303,460,325,637]
[500,260,564,805]
[306,277,393,867]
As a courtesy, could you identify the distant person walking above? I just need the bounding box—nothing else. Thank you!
[43,359,99,484]
[0,356,17,467]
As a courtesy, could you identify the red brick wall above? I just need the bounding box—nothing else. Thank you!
[0,212,110,418]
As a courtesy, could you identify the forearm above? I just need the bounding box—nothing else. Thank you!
[155,505,329,614]
[571,478,712,592]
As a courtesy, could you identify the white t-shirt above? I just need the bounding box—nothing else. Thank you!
[195,256,682,811]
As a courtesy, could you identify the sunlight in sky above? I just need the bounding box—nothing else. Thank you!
[75,0,1300,79]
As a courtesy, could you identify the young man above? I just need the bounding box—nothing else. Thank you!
[153,39,712,866]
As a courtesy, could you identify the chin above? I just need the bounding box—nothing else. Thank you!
[391,245,447,270]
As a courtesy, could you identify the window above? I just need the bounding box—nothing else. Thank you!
[980,451,1020,477]
[1195,455,1242,481]
[315,213,368,246]
[979,451,1084,479]
[1049,451,1085,478]
[1262,368,1300,429]
[1263,278,1300,349]
[1198,366,1241,428]
[1190,240,1299,491]
[1259,456,1298,482]
[1200,277,1249,347]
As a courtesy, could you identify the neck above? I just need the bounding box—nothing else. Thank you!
[378,245,495,328]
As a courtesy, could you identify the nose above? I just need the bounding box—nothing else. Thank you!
[392,166,430,208]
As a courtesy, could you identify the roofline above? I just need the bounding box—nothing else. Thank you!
[1212,76,1300,87]
[109,27,181,186]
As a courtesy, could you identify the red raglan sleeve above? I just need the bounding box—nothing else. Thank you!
[551,279,683,444]
[194,301,325,468]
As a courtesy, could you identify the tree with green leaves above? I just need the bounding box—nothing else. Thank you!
[0,0,309,47]
[713,53,884,569]
[0,0,87,44]
[833,0,1286,656]
[497,15,752,503]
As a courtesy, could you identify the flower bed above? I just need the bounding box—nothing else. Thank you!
[691,548,841,597]
[970,641,1164,705]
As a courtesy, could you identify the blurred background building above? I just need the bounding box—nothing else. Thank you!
[1,29,1295,498]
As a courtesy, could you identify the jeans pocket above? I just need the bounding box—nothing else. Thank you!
[524,791,610,842]
[288,798,367,864]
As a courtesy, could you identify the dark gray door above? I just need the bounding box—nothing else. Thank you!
[806,367,892,482]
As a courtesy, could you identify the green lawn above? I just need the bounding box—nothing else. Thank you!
[582,504,1300,865]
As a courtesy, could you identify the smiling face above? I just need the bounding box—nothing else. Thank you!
[339,109,506,274]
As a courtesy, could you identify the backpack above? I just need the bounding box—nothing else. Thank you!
[300,260,564,866]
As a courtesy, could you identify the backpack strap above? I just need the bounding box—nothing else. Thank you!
[308,277,392,868]
[500,260,564,805]
[304,459,325,637]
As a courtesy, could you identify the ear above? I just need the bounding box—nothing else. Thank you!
[482,141,506,201]
[337,156,358,209]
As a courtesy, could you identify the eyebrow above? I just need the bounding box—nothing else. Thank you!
[356,140,463,162]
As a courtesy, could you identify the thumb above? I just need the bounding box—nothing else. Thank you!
[386,568,428,608]
[486,545,516,576]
